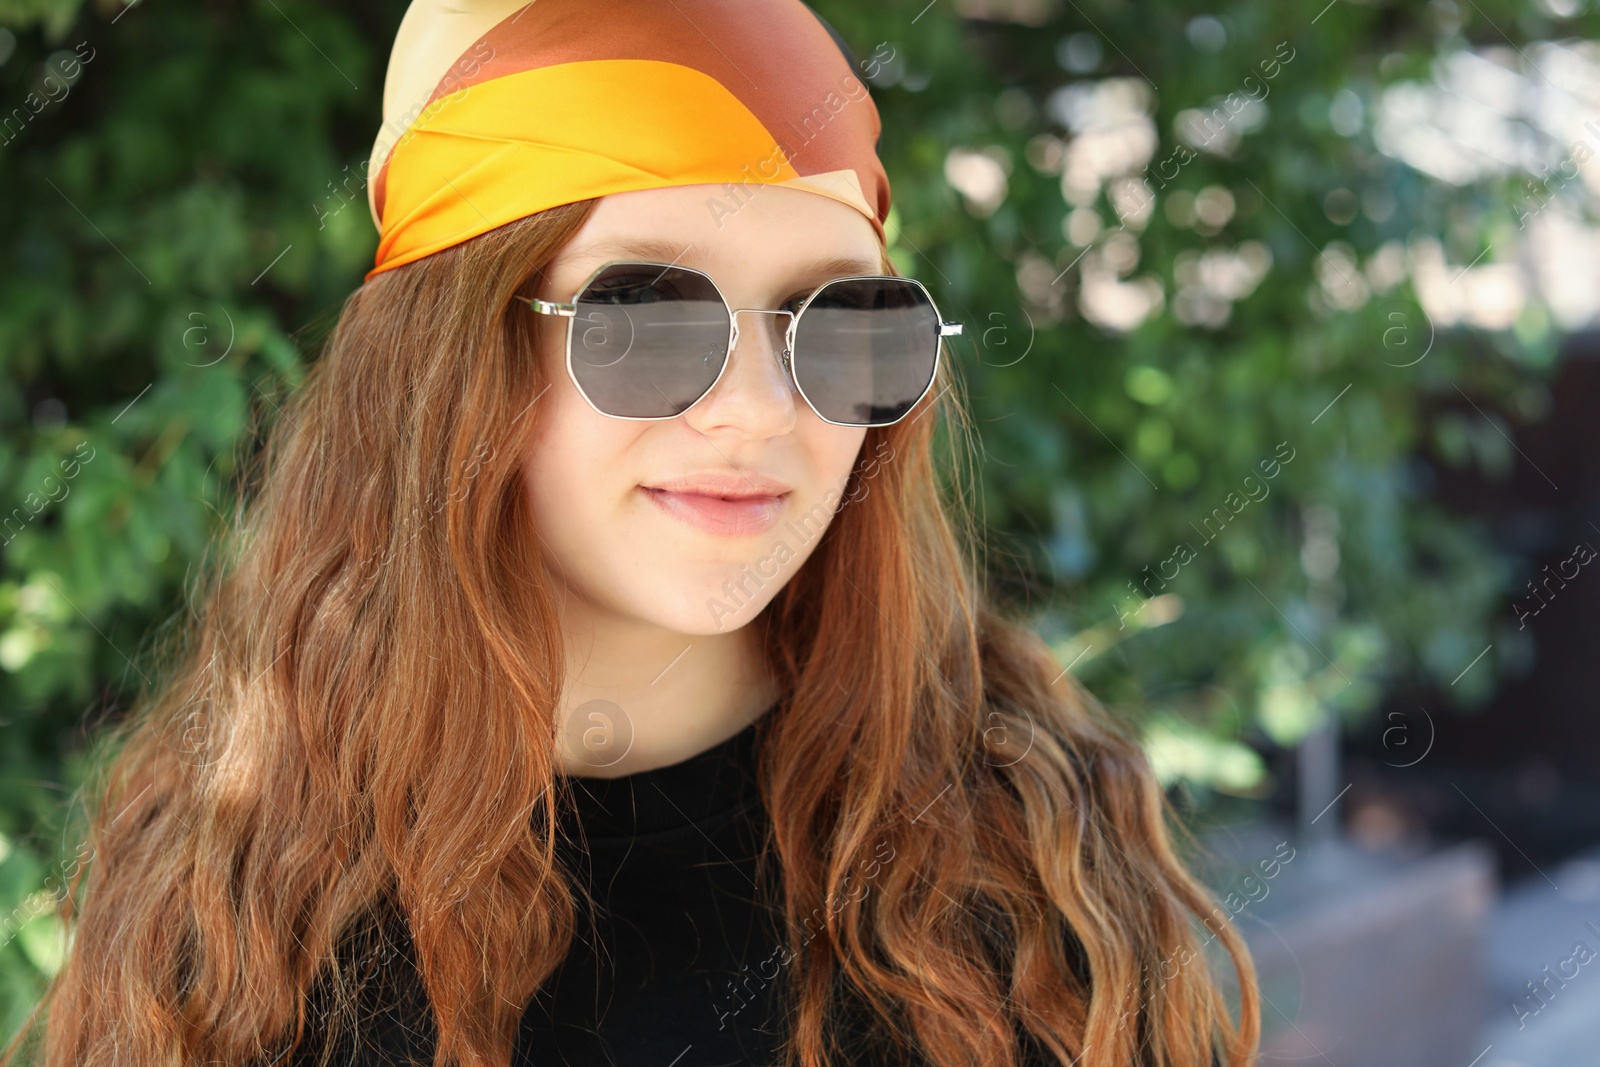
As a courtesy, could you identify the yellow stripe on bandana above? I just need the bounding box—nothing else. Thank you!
[364,0,892,281]
[375,60,807,276]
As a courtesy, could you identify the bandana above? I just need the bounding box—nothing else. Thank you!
[363,0,892,281]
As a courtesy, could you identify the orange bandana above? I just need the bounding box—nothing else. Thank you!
[364,0,892,281]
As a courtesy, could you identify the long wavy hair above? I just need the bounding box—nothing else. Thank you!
[4,196,1260,1067]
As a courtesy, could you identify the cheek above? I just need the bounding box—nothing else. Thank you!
[812,425,870,498]
[521,381,634,550]
[526,324,604,497]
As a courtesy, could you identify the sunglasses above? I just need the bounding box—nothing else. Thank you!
[515,260,963,427]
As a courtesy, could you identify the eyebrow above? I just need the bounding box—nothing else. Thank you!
[567,236,884,283]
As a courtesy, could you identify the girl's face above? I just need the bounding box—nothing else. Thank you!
[521,184,882,637]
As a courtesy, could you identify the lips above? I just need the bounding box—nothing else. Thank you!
[641,472,794,498]
[638,485,789,537]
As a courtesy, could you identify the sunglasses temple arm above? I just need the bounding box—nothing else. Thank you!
[516,295,577,318]
[939,321,963,335]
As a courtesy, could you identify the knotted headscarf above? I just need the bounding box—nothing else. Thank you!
[364,0,892,281]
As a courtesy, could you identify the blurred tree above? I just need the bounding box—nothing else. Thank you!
[820,0,1590,798]
[1,0,1595,1040]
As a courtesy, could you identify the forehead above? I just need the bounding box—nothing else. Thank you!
[552,184,885,283]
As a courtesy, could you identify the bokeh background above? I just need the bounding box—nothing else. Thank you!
[3,0,1599,1063]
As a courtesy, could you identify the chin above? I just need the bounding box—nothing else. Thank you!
[671,582,774,635]
[604,567,777,635]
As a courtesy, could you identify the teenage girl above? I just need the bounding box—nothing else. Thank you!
[6,2,1258,1066]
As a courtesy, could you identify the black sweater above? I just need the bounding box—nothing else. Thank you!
[286,714,1220,1066]
[522,711,792,1063]
[291,712,810,1065]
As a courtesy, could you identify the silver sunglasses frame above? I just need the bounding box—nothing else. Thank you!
[514,259,963,427]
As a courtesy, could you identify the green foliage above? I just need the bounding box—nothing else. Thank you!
[0,0,398,1032]
[1,0,1593,1035]
[824,0,1584,790]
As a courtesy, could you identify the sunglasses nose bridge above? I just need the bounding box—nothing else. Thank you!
[728,307,797,370]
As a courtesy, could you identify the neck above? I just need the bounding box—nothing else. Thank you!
[553,595,779,779]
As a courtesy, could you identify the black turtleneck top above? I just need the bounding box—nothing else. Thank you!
[522,710,789,1064]
[288,713,1218,1067]
[293,711,803,1066]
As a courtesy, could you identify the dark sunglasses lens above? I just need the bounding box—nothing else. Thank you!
[568,264,729,418]
[791,278,939,426]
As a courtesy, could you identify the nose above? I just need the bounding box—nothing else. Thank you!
[683,308,799,437]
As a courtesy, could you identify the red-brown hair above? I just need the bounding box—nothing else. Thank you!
[4,198,1259,1067]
